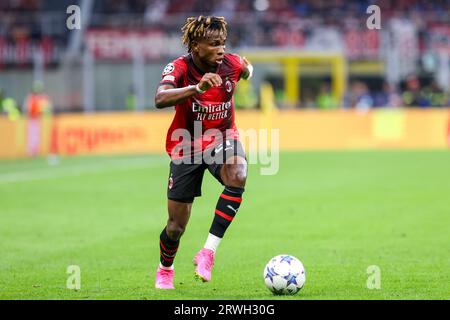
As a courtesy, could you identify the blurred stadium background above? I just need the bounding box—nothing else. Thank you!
[1,0,450,300]
[0,0,449,158]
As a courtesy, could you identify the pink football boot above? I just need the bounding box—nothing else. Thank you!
[155,267,175,289]
[193,248,215,282]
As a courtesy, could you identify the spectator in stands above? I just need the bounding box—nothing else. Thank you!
[344,80,374,110]
[316,82,338,109]
[0,88,20,121]
[301,90,316,109]
[420,80,448,107]
[144,0,169,23]
[373,81,402,107]
[402,75,428,107]
[234,80,258,110]
[125,85,137,111]
[354,81,373,111]
[23,81,52,156]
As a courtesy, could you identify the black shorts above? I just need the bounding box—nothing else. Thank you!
[167,139,246,203]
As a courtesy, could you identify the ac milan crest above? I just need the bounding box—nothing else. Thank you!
[225,80,232,93]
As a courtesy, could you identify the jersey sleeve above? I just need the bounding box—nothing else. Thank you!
[159,58,187,88]
[227,53,246,81]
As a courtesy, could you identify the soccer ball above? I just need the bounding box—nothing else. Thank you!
[263,254,306,295]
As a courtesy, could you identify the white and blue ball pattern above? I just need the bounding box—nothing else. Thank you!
[263,255,306,295]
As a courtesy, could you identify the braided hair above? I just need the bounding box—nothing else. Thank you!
[181,15,227,52]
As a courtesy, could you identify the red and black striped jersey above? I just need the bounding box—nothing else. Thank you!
[159,53,245,159]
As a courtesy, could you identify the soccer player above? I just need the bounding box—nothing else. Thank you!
[153,16,253,289]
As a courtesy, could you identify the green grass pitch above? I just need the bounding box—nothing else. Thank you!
[0,150,449,299]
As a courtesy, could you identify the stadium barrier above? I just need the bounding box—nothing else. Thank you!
[0,109,449,159]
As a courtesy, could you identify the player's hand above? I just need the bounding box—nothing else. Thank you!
[198,73,222,92]
[242,56,251,68]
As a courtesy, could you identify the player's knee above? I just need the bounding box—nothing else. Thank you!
[166,221,186,240]
[227,170,247,188]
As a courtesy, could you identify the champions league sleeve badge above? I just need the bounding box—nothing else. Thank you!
[162,63,175,75]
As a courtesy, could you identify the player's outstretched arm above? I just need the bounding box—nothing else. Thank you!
[155,84,198,109]
[155,73,222,109]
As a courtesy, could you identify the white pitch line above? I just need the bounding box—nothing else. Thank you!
[0,157,167,184]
